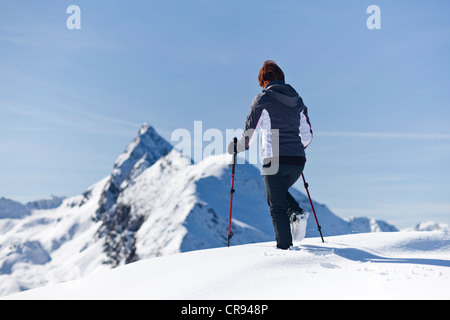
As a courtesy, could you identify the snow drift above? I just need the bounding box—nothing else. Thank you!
[4,231,449,300]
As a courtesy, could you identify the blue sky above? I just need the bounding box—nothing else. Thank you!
[1,0,449,228]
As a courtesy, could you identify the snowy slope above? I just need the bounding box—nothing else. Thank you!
[0,177,111,295]
[4,231,449,300]
[0,123,400,297]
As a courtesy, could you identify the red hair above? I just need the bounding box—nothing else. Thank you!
[258,60,285,87]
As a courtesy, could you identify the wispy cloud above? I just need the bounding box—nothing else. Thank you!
[0,127,52,132]
[56,103,140,128]
[1,99,140,133]
[316,132,450,140]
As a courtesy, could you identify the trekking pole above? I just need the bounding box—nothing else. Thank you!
[227,137,238,247]
[301,173,324,243]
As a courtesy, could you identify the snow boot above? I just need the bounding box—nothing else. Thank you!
[289,209,309,242]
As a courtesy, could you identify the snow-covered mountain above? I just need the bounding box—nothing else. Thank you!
[404,220,450,232]
[0,196,65,219]
[0,123,399,297]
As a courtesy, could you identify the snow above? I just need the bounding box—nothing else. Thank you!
[0,177,111,295]
[3,231,449,300]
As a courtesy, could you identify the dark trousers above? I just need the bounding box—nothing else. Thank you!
[263,164,304,249]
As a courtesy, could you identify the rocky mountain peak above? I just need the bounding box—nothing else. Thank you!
[96,124,173,219]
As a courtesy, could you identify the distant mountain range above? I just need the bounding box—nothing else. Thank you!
[0,195,65,219]
[1,123,444,297]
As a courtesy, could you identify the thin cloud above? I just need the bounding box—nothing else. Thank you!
[0,127,52,132]
[316,132,450,140]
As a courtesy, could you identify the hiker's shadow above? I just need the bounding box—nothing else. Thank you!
[300,245,450,268]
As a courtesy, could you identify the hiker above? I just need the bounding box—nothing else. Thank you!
[229,60,313,249]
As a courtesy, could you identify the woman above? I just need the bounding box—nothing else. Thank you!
[229,60,313,249]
